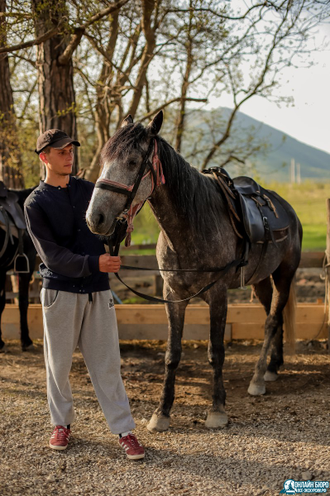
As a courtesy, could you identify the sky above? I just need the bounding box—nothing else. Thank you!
[210,23,330,155]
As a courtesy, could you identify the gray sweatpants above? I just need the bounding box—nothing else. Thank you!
[41,288,135,435]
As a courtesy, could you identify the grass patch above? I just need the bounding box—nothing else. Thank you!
[267,181,330,251]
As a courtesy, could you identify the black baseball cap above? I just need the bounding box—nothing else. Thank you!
[35,129,80,155]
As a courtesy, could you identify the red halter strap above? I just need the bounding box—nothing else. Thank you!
[95,139,165,246]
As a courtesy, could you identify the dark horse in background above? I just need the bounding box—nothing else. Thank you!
[0,182,36,352]
[86,111,302,431]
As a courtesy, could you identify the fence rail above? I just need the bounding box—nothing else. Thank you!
[2,302,327,342]
[3,248,327,342]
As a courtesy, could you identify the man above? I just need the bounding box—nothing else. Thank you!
[24,129,144,460]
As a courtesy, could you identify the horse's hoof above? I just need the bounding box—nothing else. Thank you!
[205,411,228,429]
[147,413,170,433]
[248,382,266,396]
[22,343,35,352]
[264,370,278,382]
[0,344,7,353]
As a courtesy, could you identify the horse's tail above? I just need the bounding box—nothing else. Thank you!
[283,279,296,353]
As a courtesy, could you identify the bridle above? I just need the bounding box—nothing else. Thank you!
[95,138,165,246]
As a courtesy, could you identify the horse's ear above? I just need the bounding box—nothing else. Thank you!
[121,115,134,128]
[147,110,163,135]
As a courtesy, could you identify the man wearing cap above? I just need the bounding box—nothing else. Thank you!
[24,129,145,459]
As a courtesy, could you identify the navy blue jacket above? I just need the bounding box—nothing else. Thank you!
[24,176,110,294]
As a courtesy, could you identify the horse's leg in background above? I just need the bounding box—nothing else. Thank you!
[248,262,296,396]
[0,271,6,351]
[147,283,188,432]
[205,287,229,428]
[18,271,33,351]
[19,235,36,351]
[252,277,282,381]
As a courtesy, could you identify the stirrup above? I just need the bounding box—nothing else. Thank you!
[14,253,30,273]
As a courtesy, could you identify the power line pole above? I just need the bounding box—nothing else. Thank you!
[296,163,301,184]
[291,158,295,184]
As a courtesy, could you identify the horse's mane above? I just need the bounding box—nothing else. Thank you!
[156,137,223,235]
[101,122,224,235]
[101,122,149,162]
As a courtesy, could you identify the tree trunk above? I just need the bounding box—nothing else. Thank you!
[0,0,25,188]
[32,0,78,176]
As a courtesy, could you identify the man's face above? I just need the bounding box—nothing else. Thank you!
[40,145,74,176]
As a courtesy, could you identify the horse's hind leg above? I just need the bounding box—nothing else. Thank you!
[147,284,188,433]
[248,266,295,396]
[205,289,229,428]
[252,277,283,382]
[265,326,284,381]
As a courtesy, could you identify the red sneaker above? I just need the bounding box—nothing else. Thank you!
[119,433,145,460]
[49,425,71,450]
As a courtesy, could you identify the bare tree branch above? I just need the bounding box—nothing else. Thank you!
[139,97,207,122]
[0,26,58,55]
[0,0,129,58]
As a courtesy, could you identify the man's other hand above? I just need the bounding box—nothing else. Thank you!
[99,254,121,273]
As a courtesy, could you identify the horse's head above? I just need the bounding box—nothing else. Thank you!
[86,111,163,236]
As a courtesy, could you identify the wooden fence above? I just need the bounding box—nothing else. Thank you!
[2,250,327,342]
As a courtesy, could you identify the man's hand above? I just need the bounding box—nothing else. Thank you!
[99,254,121,273]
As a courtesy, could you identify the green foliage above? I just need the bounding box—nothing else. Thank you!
[130,203,160,246]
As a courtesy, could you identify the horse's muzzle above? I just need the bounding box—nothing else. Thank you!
[86,209,116,236]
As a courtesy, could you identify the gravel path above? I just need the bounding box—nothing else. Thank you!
[1,339,330,496]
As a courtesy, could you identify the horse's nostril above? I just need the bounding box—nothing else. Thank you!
[98,213,104,226]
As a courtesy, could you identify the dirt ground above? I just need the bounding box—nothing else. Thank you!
[1,338,330,496]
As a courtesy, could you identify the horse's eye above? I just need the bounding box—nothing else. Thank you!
[128,160,137,167]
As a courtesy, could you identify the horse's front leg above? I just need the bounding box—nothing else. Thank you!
[205,289,229,428]
[18,272,33,351]
[147,283,188,433]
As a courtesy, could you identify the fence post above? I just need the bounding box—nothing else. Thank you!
[326,199,330,352]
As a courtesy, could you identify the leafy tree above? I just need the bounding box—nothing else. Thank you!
[0,0,329,185]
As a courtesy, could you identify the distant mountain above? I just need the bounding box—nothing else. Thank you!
[181,107,330,182]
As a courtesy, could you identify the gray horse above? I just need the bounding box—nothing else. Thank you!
[86,111,302,432]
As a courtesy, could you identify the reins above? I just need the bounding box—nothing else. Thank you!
[106,226,244,304]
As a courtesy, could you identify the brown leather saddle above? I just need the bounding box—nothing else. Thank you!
[203,167,289,245]
[202,168,290,286]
